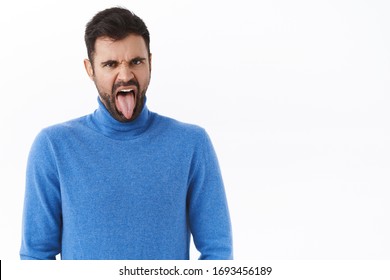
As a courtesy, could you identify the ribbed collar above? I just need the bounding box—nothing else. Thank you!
[88,97,152,140]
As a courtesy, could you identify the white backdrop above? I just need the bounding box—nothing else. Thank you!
[1,0,389,260]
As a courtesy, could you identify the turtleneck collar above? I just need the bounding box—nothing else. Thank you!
[88,97,153,140]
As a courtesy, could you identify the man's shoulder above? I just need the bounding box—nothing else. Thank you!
[28,115,90,156]
[39,115,89,138]
[153,113,207,138]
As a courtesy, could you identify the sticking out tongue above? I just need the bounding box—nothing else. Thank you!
[116,93,135,120]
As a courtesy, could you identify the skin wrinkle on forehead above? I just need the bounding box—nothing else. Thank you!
[92,36,150,67]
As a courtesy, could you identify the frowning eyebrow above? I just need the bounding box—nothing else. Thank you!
[100,57,147,68]
[100,60,118,68]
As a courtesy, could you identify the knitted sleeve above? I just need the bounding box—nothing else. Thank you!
[20,130,62,260]
[187,129,233,260]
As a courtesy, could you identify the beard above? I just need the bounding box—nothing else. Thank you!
[97,79,148,123]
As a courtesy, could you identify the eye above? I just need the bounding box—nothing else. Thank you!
[102,61,118,68]
[131,58,145,65]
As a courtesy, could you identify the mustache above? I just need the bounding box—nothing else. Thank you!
[112,80,139,93]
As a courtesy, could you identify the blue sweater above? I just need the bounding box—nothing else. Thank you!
[20,98,233,260]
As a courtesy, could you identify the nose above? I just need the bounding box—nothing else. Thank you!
[116,61,134,82]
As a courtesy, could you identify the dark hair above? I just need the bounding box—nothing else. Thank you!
[85,7,150,63]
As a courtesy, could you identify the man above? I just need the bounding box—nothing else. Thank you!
[20,7,232,260]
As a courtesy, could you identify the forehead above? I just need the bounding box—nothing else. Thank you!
[93,34,148,61]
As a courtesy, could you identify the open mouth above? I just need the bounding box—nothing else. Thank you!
[115,88,136,120]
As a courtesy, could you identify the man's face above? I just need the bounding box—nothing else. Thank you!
[84,34,151,122]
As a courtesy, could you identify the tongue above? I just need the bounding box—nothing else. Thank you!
[116,93,135,120]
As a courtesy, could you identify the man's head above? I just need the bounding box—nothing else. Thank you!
[84,7,151,122]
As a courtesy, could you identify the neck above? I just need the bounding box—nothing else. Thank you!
[89,97,152,140]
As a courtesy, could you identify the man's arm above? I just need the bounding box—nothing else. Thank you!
[20,131,62,260]
[187,130,233,260]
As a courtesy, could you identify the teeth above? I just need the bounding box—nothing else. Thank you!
[119,89,133,93]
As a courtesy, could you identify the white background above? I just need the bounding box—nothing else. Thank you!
[0,0,389,260]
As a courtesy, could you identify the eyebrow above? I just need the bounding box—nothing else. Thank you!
[100,57,147,67]
[100,60,117,67]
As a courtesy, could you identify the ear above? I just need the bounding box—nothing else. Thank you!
[84,59,94,80]
[148,53,152,72]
